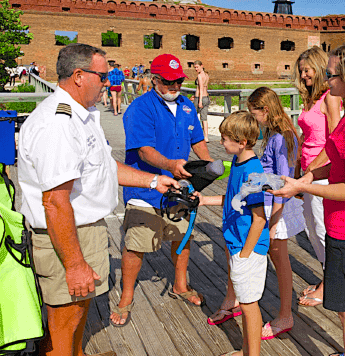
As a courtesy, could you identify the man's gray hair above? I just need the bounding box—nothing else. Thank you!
[56,43,106,81]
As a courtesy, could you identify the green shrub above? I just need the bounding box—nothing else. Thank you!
[6,83,36,113]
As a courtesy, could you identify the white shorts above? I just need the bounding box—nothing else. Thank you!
[264,197,306,240]
[229,251,267,304]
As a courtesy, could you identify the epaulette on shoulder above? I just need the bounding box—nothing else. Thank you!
[56,103,72,117]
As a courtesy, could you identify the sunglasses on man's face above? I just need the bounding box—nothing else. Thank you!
[81,69,108,83]
[156,76,185,86]
[325,68,340,80]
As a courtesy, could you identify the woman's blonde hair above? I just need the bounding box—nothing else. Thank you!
[330,44,345,84]
[292,46,329,109]
[219,110,260,149]
[247,87,300,165]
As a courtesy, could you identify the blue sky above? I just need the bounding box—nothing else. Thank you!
[55,30,78,39]
[143,0,345,17]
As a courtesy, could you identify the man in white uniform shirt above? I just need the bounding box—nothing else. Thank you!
[18,43,178,356]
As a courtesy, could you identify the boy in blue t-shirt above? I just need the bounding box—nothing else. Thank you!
[198,110,269,356]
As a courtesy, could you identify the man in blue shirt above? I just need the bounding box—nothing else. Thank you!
[110,54,213,327]
[132,64,139,79]
[108,62,125,115]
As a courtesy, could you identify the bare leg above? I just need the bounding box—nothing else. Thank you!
[110,92,117,115]
[239,301,262,356]
[170,241,202,305]
[110,247,143,325]
[208,247,240,323]
[39,299,91,356]
[262,239,293,337]
[102,91,108,106]
[202,121,209,142]
[117,90,122,114]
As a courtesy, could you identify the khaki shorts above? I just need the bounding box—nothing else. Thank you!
[30,219,109,306]
[123,204,192,253]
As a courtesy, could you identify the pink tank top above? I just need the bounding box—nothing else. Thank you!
[298,90,330,171]
[323,115,345,240]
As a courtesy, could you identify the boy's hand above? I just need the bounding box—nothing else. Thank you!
[193,191,205,206]
[239,249,252,259]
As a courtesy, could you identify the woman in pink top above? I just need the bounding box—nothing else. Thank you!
[271,44,345,356]
[293,46,342,306]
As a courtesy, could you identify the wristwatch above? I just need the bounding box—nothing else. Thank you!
[149,174,159,190]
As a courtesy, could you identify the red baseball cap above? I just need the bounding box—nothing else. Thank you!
[151,54,187,81]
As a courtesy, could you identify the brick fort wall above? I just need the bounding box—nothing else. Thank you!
[11,0,345,82]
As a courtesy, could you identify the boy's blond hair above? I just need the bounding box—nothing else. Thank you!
[219,110,260,149]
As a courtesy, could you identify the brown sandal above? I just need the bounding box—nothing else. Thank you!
[168,286,205,307]
[110,301,134,327]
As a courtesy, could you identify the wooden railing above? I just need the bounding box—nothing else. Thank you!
[123,79,301,133]
[1,76,301,133]
[0,74,56,104]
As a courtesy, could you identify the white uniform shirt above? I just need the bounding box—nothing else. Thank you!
[18,87,118,228]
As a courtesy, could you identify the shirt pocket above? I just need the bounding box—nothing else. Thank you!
[86,149,104,167]
[83,149,105,183]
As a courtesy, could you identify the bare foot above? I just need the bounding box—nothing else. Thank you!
[299,283,323,306]
[302,281,322,296]
[171,286,203,306]
[261,316,293,339]
[110,309,129,326]
[110,300,133,326]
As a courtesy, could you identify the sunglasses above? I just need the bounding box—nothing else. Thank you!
[325,69,340,80]
[155,76,185,86]
[81,69,108,83]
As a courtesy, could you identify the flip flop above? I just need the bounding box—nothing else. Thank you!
[261,322,292,340]
[168,286,205,307]
[301,282,321,296]
[298,295,323,307]
[207,307,242,325]
[110,301,134,327]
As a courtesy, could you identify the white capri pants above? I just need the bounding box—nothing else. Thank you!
[302,178,328,266]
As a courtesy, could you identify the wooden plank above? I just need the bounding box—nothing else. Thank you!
[83,299,115,355]
[105,216,182,356]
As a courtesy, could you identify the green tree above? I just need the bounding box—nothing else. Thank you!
[102,31,120,47]
[0,0,33,91]
[55,34,78,46]
[144,34,154,49]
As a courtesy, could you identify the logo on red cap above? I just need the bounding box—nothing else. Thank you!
[169,60,179,70]
[150,54,187,81]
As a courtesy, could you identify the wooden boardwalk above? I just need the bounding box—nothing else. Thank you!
[82,133,343,356]
[10,103,342,356]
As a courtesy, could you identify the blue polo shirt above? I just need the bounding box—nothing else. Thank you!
[123,89,204,207]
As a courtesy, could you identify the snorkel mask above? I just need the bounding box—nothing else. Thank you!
[160,160,231,254]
